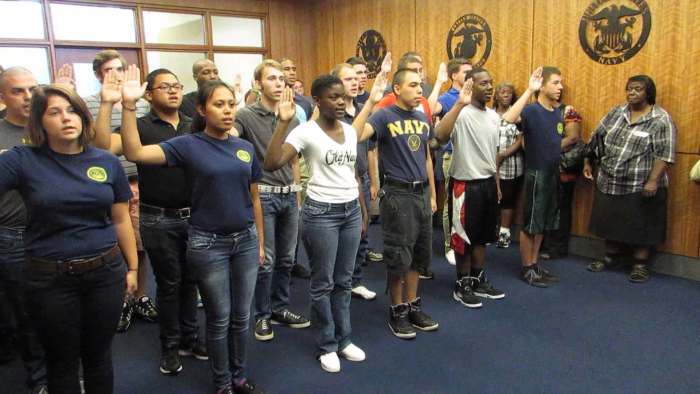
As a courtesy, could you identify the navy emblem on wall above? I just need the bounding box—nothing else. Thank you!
[356,30,387,79]
[579,0,651,65]
[446,14,492,67]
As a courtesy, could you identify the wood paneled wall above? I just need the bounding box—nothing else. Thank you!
[282,0,700,258]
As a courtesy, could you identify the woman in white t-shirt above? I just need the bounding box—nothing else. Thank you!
[264,76,368,373]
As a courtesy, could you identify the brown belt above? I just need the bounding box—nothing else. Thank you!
[27,244,121,274]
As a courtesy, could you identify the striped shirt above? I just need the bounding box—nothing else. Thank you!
[498,119,524,180]
[589,104,676,195]
[83,93,150,177]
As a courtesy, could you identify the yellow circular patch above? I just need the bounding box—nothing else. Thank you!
[407,135,421,152]
[557,122,564,135]
[236,150,251,163]
[86,166,108,182]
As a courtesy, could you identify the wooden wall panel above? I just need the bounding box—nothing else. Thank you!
[328,0,416,73]
[532,0,700,256]
[415,0,534,98]
[658,153,700,256]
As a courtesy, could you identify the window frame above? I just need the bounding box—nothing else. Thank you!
[0,0,270,82]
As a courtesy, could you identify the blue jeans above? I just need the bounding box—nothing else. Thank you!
[352,175,370,287]
[255,192,299,320]
[0,226,47,389]
[302,198,361,355]
[140,210,199,351]
[25,248,125,394]
[187,226,259,388]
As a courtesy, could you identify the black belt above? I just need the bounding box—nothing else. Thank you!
[27,244,121,274]
[384,178,429,193]
[140,203,191,219]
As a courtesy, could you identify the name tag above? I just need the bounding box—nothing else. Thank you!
[632,130,650,138]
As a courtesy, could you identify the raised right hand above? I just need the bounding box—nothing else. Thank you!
[457,78,473,106]
[101,69,123,104]
[278,87,296,122]
[121,64,147,105]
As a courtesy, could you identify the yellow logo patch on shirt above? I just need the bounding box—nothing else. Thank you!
[557,122,564,135]
[407,134,422,152]
[86,166,108,182]
[236,150,251,163]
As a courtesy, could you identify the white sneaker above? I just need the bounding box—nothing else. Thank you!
[351,285,377,300]
[339,343,366,362]
[445,250,456,265]
[319,352,340,373]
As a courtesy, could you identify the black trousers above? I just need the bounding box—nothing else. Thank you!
[542,180,575,256]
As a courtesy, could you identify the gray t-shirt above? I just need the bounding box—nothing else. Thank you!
[0,119,29,227]
[83,93,150,177]
[449,104,500,180]
[234,102,299,186]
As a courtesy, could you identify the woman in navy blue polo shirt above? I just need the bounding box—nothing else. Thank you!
[110,65,264,394]
[0,85,138,393]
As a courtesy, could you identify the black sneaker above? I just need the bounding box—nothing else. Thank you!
[291,264,311,279]
[254,319,274,341]
[418,267,435,280]
[496,232,510,248]
[270,309,310,328]
[234,379,265,394]
[116,301,133,333]
[535,264,559,282]
[133,295,158,323]
[408,297,439,331]
[389,303,416,339]
[453,277,483,308]
[521,267,549,288]
[159,348,183,375]
[473,271,506,299]
[216,385,234,394]
[179,341,208,360]
[29,384,48,394]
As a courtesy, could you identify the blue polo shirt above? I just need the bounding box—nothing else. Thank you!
[0,145,132,260]
[368,105,431,183]
[160,132,262,234]
[438,87,460,153]
[521,102,564,172]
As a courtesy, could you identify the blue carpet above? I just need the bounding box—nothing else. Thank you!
[2,223,699,393]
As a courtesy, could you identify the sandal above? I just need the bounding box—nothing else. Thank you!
[587,260,607,272]
[629,264,650,283]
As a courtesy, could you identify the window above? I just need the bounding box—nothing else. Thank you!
[0,0,45,40]
[0,46,51,83]
[212,16,264,47]
[214,53,264,96]
[146,51,206,93]
[50,3,136,43]
[143,11,205,46]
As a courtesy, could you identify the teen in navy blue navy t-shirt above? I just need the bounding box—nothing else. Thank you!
[520,102,564,172]
[0,85,138,393]
[354,66,440,339]
[113,66,264,393]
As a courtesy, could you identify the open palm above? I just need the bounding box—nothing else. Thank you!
[121,64,147,104]
[278,87,296,121]
[528,67,543,92]
[101,69,122,104]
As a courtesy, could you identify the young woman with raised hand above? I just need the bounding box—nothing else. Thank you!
[111,65,265,394]
[0,84,138,393]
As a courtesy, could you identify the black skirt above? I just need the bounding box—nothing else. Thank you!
[588,187,667,246]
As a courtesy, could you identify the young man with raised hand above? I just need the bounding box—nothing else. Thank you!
[234,60,309,342]
[436,67,542,308]
[353,54,440,339]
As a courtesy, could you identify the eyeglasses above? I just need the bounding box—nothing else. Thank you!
[626,86,645,93]
[152,83,183,92]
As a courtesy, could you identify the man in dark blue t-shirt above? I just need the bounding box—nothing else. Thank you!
[357,68,439,340]
[519,66,566,288]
